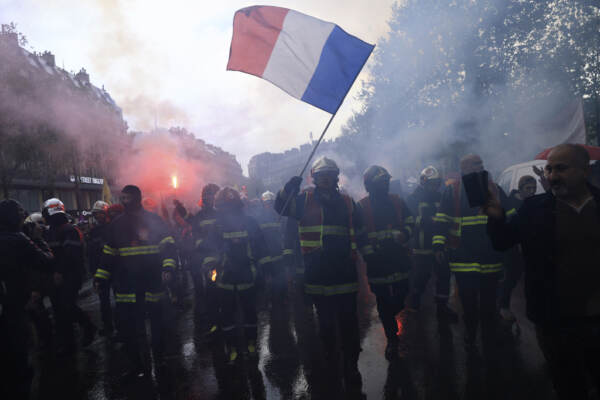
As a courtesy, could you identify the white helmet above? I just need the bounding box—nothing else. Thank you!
[92,200,109,212]
[261,191,275,202]
[420,166,440,184]
[42,198,66,217]
[25,212,44,224]
[311,156,339,176]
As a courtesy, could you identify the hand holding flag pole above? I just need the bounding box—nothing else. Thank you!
[227,5,374,212]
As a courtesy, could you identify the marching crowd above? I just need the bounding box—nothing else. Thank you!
[1,143,599,399]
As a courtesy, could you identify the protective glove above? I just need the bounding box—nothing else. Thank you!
[284,176,303,195]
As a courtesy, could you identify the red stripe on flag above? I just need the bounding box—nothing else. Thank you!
[227,6,288,77]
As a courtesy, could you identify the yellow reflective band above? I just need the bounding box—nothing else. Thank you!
[270,255,283,262]
[223,231,248,239]
[299,225,350,236]
[449,262,503,273]
[298,226,321,233]
[258,256,271,265]
[351,242,357,250]
[405,216,415,224]
[322,226,350,236]
[203,256,218,265]
[282,249,294,255]
[300,240,321,247]
[199,219,216,227]
[361,245,375,255]
[145,291,165,303]
[260,222,281,229]
[94,268,111,280]
[163,258,176,268]
[434,213,450,222]
[304,282,358,296]
[115,293,136,303]
[432,235,446,245]
[195,239,204,248]
[102,245,118,256]
[368,271,409,285]
[118,245,160,256]
[506,208,517,217]
[159,236,175,246]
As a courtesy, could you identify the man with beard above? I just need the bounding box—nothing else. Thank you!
[485,144,600,399]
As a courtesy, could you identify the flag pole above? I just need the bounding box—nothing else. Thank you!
[278,47,374,217]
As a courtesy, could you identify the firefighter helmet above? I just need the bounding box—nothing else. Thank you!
[420,166,440,184]
[363,165,391,187]
[92,200,109,213]
[214,187,244,210]
[310,156,339,177]
[25,212,44,224]
[42,198,66,217]
[261,191,275,202]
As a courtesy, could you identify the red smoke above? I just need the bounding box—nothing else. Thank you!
[116,131,208,213]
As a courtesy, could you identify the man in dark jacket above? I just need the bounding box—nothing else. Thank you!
[485,144,600,399]
[498,175,536,321]
[0,199,54,398]
[43,198,96,355]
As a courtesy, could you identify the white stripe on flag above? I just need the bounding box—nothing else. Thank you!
[262,10,335,99]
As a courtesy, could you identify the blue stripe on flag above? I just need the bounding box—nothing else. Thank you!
[301,26,374,114]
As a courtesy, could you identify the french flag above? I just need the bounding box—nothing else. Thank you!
[227,6,374,114]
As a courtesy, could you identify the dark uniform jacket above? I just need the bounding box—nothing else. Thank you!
[275,186,362,295]
[406,186,441,254]
[356,194,414,284]
[95,209,176,296]
[87,223,109,275]
[204,210,270,290]
[433,181,512,274]
[46,215,85,287]
[487,185,600,327]
[0,231,53,315]
[254,206,284,265]
[192,207,218,269]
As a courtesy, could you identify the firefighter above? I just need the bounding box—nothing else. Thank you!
[204,187,271,363]
[88,200,114,336]
[94,185,176,377]
[256,190,287,303]
[433,155,514,351]
[356,165,415,361]
[275,156,364,397]
[43,198,97,355]
[406,166,457,320]
[0,199,54,399]
[191,183,220,333]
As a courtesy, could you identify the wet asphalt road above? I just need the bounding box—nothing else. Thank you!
[29,266,563,400]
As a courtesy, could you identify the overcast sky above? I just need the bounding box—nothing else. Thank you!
[3,0,395,173]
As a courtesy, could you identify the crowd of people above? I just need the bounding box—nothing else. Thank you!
[1,143,599,399]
